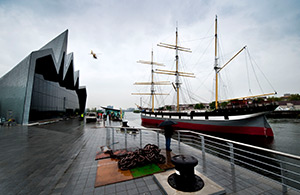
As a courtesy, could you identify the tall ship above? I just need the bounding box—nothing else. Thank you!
[135,16,278,137]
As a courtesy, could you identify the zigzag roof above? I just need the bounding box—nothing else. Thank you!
[40,30,68,72]
[36,30,81,90]
[0,30,87,125]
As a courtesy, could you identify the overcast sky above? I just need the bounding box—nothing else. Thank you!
[0,0,299,109]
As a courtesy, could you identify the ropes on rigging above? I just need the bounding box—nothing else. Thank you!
[246,48,277,93]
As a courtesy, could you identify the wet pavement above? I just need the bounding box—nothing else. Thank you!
[0,118,298,195]
[0,119,164,195]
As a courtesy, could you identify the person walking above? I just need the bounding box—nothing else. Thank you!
[158,120,177,152]
[164,125,174,151]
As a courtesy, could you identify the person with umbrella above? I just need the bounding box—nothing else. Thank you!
[158,120,177,151]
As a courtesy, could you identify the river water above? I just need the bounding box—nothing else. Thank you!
[123,112,300,156]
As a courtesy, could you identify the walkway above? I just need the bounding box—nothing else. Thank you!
[0,119,298,194]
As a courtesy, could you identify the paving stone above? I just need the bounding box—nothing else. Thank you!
[144,177,156,185]
[0,119,296,195]
[148,183,160,191]
[256,182,274,191]
[137,186,150,193]
[150,189,164,195]
[116,190,128,195]
[83,187,94,194]
[135,180,146,187]
[104,184,116,194]
[93,187,105,195]
[116,183,127,191]
[127,188,139,195]
[126,183,137,190]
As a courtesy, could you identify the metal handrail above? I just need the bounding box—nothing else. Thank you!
[108,126,300,192]
[175,129,300,193]
[177,129,300,160]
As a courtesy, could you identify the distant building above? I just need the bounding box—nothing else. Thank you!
[281,94,291,101]
[0,30,87,125]
[276,101,300,111]
[125,108,135,112]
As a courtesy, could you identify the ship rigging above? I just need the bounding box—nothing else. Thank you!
[137,16,278,137]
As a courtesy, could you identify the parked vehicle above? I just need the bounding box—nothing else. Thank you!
[85,112,97,122]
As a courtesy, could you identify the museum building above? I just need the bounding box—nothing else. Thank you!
[0,30,87,125]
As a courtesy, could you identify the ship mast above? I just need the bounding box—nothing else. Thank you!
[213,16,275,107]
[156,26,194,111]
[132,50,170,112]
[214,16,247,109]
[214,15,219,109]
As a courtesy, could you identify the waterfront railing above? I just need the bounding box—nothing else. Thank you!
[175,129,300,193]
[108,126,300,193]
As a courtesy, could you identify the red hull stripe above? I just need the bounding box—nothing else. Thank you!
[142,117,274,137]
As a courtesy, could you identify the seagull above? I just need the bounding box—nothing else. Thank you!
[90,50,98,59]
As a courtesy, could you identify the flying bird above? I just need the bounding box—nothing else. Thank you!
[90,50,98,59]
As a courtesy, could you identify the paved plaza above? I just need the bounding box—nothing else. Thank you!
[0,118,298,194]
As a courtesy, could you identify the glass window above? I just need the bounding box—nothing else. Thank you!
[29,73,80,121]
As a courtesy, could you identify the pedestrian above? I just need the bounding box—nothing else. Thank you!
[164,125,173,151]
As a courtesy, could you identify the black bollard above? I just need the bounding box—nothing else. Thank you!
[168,155,204,192]
[122,120,129,127]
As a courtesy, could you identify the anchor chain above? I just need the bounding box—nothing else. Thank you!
[118,144,166,170]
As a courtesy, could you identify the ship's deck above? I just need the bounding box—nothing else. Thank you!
[0,118,298,194]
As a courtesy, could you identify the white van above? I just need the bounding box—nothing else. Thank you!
[85,112,97,122]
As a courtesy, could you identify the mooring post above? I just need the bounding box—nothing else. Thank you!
[168,155,204,192]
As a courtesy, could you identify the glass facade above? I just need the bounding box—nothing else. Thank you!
[29,74,80,121]
[0,57,30,123]
[0,30,86,124]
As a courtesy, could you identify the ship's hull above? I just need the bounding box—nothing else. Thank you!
[141,111,274,137]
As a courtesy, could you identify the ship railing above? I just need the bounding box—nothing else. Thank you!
[108,126,300,193]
